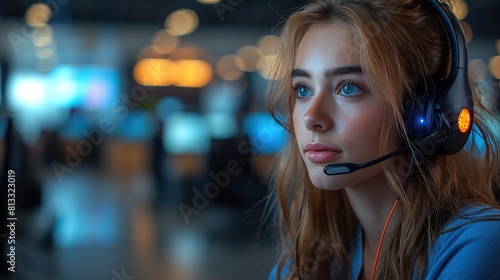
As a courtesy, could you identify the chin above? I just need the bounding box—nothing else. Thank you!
[308,166,386,191]
[308,169,348,191]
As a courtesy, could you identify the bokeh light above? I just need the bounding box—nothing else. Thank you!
[216,55,245,81]
[133,58,176,86]
[452,0,469,20]
[460,21,473,43]
[258,55,284,80]
[163,113,211,155]
[489,56,500,79]
[175,59,213,88]
[25,3,52,28]
[257,35,280,55]
[133,58,212,87]
[165,9,199,36]
[32,25,54,47]
[206,112,238,139]
[152,30,179,54]
[236,46,262,72]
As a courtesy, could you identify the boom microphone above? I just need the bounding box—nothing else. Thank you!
[323,146,409,175]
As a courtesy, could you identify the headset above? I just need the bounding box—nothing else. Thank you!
[403,0,473,156]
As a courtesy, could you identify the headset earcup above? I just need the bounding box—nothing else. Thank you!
[402,77,441,153]
[433,67,474,154]
[399,1,475,156]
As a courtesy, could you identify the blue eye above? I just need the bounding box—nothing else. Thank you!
[340,83,362,96]
[296,85,313,98]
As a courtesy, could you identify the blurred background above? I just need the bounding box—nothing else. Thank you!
[0,0,499,279]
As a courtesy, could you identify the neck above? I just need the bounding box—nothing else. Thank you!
[344,172,400,254]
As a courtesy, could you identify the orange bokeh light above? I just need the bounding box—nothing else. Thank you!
[133,58,212,88]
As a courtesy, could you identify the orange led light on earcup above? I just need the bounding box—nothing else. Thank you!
[457,108,471,133]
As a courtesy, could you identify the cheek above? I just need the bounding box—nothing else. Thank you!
[359,111,383,136]
[340,105,385,148]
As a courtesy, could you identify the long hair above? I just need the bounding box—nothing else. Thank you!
[265,0,500,279]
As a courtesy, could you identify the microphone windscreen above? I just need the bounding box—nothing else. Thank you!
[323,165,352,175]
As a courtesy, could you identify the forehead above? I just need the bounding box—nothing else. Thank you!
[294,22,360,69]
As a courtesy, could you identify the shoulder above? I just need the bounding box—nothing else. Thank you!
[424,203,500,280]
[444,203,500,238]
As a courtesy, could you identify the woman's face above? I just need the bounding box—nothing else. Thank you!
[292,22,395,190]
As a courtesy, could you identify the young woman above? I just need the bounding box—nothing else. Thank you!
[265,0,500,279]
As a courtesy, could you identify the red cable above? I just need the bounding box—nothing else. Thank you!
[370,198,400,280]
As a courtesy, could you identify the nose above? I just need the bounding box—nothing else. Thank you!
[303,94,334,132]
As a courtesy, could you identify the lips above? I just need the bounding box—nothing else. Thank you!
[304,142,341,163]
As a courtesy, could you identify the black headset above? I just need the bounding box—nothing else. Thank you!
[403,0,473,156]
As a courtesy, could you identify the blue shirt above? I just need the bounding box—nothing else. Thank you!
[268,204,500,280]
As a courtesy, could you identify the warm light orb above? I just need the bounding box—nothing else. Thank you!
[33,35,53,48]
[133,58,176,86]
[452,0,469,20]
[258,55,284,80]
[26,3,52,28]
[165,9,199,36]
[459,21,473,43]
[32,25,53,47]
[257,35,280,55]
[175,59,213,88]
[216,55,244,81]
[134,58,212,88]
[236,46,262,72]
[152,30,179,54]
[489,56,500,79]
[457,108,471,133]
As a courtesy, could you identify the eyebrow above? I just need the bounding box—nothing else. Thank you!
[291,66,363,79]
